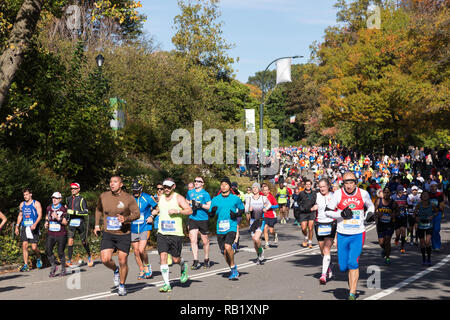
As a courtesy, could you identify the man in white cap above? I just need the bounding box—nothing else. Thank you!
[151,178,192,293]
[407,185,421,245]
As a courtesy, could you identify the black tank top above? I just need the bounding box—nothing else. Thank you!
[377,199,395,225]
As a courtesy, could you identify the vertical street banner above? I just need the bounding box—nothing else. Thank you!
[110,97,126,130]
[245,108,256,133]
[276,58,292,84]
[290,115,296,123]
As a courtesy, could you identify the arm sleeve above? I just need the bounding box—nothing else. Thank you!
[325,191,343,219]
[362,190,375,217]
[78,198,89,216]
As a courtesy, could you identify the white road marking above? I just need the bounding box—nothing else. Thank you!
[364,253,450,300]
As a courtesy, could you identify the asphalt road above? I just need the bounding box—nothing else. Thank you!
[1,206,449,301]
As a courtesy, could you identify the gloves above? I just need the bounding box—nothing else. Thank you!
[341,206,353,219]
[208,206,218,218]
[192,200,202,211]
[365,211,375,223]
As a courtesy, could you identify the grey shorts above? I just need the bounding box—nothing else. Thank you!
[131,230,150,242]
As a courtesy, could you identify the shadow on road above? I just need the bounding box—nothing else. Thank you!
[0,286,25,293]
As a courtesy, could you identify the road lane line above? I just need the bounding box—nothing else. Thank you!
[364,254,450,300]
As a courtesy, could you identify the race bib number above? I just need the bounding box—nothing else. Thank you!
[317,223,332,236]
[23,218,34,227]
[218,220,230,233]
[49,221,61,232]
[106,216,122,231]
[418,220,432,229]
[133,214,144,225]
[380,214,391,223]
[161,220,175,232]
[343,210,362,229]
[69,218,81,227]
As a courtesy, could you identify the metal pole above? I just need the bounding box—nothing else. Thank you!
[258,55,302,183]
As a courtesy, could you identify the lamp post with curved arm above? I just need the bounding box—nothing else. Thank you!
[258,55,303,182]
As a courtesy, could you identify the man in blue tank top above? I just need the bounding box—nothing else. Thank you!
[15,188,43,272]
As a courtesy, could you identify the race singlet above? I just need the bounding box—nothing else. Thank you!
[157,193,184,236]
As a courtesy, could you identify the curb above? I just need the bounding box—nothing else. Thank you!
[0,264,20,273]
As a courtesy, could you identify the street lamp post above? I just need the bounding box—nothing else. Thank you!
[258,55,302,182]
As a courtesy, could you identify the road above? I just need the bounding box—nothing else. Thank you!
[1,207,449,301]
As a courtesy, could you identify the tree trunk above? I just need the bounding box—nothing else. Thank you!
[0,0,44,109]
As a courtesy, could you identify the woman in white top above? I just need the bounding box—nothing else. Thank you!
[314,178,336,285]
[245,183,272,265]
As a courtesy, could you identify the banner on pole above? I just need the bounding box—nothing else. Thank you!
[245,109,256,133]
[110,97,126,130]
[289,115,296,123]
[276,58,292,84]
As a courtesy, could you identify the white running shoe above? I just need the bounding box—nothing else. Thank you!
[113,268,120,287]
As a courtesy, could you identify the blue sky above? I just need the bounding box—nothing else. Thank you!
[138,0,340,83]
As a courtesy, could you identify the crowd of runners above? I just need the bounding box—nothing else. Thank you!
[1,144,448,299]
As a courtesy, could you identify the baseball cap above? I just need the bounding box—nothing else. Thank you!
[162,180,175,187]
[51,192,62,199]
[396,185,405,192]
[411,186,419,191]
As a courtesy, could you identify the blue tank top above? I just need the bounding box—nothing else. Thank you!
[22,200,38,227]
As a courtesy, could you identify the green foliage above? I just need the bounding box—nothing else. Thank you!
[172,0,236,77]
[0,233,21,265]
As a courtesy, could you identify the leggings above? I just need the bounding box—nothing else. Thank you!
[337,232,365,272]
[46,234,67,268]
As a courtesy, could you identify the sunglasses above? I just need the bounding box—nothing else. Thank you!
[71,188,79,190]
[163,186,172,189]
[194,180,203,183]
[157,188,163,191]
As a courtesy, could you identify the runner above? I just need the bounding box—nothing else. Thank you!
[94,176,141,296]
[298,180,318,248]
[429,183,445,251]
[262,184,279,249]
[208,177,245,280]
[231,182,245,253]
[407,186,421,245]
[314,178,336,284]
[65,182,93,267]
[325,172,375,300]
[374,187,399,265]
[154,178,192,293]
[414,191,439,266]
[276,181,289,224]
[291,187,301,226]
[245,182,272,265]
[392,185,408,253]
[130,181,158,280]
[0,210,7,231]
[44,192,69,277]
[15,188,43,272]
[186,176,212,270]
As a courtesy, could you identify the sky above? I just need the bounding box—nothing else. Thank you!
[138,0,340,83]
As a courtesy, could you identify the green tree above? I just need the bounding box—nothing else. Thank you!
[172,0,236,78]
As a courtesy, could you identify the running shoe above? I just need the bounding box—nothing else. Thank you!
[301,241,308,248]
[144,265,152,279]
[87,256,94,267]
[118,284,127,296]
[203,259,211,269]
[65,260,73,268]
[49,266,57,278]
[264,242,270,249]
[159,284,172,292]
[348,293,356,300]
[113,267,120,287]
[400,248,406,254]
[19,264,29,272]
[384,258,391,265]
[319,274,327,285]
[422,260,427,266]
[274,233,279,244]
[180,263,189,284]
[137,270,145,280]
[191,260,201,270]
[36,258,42,269]
[308,241,313,249]
[228,268,239,280]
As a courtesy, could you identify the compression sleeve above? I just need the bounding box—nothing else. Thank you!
[325,190,343,220]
